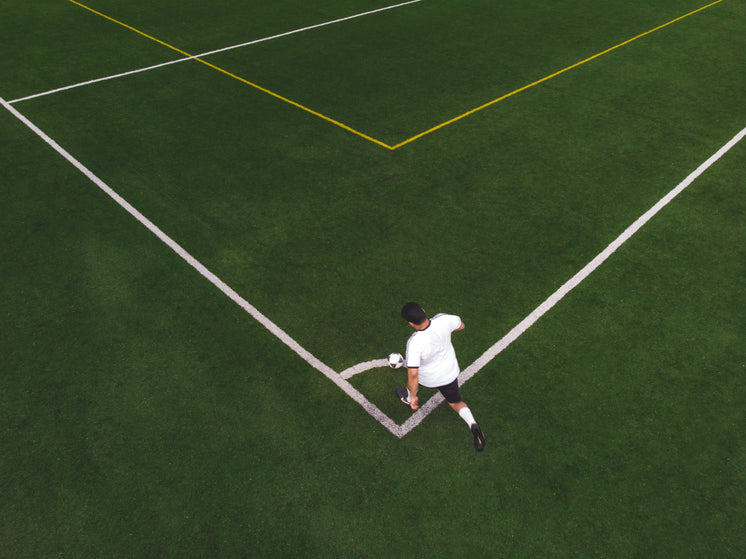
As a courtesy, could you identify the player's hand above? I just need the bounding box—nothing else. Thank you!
[409,395,419,410]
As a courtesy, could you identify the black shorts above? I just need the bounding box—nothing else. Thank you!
[437,378,462,404]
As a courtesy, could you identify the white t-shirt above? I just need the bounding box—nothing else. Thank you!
[405,313,462,388]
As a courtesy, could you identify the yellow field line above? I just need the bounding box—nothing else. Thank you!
[66,0,394,150]
[390,0,725,149]
[67,0,722,151]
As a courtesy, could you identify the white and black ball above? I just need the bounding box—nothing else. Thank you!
[387,352,404,369]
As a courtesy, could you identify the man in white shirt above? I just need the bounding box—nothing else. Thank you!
[396,302,485,451]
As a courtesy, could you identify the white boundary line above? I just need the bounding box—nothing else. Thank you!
[397,125,746,435]
[8,0,422,104]
[1,96,402,437]
[3,96,743,438]
[340,359,388,379]
[9,58,190,104]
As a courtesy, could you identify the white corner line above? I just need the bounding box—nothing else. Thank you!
[340,359,389,379]
[8,0,423,105]
[4,89,743,440]
[1,96,403,438]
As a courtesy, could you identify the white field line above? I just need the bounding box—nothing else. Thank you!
[396,124,746,436]
[4,90,743,439]
[8,0,422,105]
[9,58,190,104]
[1,96,403,437]
[340,358,388,379]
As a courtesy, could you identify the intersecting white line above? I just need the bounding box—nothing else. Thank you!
[397,124,746,436]
[1,96,402,436]
[340,359,388,379]
[8,0,423,104]
[7,0,742,440]
[3,94,743,438]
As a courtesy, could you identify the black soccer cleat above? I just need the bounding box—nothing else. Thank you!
[471,423,486,452]
[395,387,410,406]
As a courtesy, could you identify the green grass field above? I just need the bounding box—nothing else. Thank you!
[2,1,745,556]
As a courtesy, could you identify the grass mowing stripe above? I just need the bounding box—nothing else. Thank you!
[190,57,395,149]
[19,0,724,149]
[12,0,422,108]
[66,0,191,57]
[0,96,403,437]
[64,0,394,149]
[390,0,726,149]
[398,124,746,435]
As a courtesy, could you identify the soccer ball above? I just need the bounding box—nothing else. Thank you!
[387,352,404,369]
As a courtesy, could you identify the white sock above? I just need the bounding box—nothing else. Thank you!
[458,406,476,427]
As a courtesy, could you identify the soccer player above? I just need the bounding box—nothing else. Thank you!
[396,302,486,451]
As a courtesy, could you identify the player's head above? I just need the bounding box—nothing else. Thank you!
[401,302,427,325]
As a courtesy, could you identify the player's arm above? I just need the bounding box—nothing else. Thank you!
[456,321,465,331]
[407,367,420,410]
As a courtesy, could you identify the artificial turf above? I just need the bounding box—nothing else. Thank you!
[2,0,744,556]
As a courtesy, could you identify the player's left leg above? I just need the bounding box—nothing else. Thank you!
[440,381,485,451]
